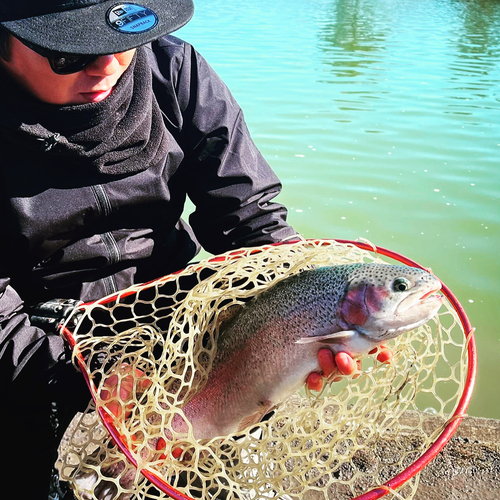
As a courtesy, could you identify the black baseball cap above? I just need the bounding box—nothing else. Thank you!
[0,0,194,55]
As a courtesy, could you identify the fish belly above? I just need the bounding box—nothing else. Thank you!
[182,341,320,440]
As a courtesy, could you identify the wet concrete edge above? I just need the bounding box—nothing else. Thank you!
[414,415,500,500]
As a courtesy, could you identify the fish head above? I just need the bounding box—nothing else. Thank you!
[338,264,444,341]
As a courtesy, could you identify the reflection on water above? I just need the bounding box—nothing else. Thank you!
[320,0,388,79]
[177,0,499,418]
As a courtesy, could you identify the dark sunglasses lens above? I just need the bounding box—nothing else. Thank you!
[48,54,98,75]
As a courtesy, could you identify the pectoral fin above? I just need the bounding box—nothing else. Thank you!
[295,330,357,344]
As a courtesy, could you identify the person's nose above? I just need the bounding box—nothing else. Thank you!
[84,54,121,76]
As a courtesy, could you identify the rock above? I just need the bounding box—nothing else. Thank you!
[415,416,500,500]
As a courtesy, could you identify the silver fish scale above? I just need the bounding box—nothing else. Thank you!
[215,264,362,354]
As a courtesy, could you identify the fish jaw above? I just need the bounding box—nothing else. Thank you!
[363,285,444,340]
[338,266,444,341]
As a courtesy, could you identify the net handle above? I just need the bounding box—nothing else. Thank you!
[59,238,477,500]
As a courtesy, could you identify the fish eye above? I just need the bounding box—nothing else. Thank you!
[392,277,411,292]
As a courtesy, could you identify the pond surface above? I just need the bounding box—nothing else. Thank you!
[177,0,500,418]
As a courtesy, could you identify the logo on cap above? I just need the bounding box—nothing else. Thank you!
[107,3,158,34]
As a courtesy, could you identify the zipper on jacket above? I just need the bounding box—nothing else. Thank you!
[91,184,112,217]
[91,184,120,294]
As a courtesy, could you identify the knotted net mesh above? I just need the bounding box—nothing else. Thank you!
[57,239,472,500]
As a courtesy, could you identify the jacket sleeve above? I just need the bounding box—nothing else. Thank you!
[0,277,87,405]
[152,37,298,255]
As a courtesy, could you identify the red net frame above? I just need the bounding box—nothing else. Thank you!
[59,239,477,500]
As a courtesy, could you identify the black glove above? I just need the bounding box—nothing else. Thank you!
[28,298,82,334]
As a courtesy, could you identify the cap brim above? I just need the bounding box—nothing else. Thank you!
[0,0,194,55]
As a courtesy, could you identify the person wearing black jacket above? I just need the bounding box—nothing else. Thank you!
[0,1,358,498]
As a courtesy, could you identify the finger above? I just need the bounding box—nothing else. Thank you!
[119,374,136,400]
[120,371,151,418]
[106,400,123,418]
[100,388,113,401]
[306,372,323,392]
[104,367,150,399]
[103,373,119,389]
[317,349,336,377]
[136,370,152,392]
[335,352,357,375]
[377,348,393,363]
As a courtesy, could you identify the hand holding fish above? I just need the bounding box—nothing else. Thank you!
[100,364,151,418]
[77,263,441,500]
[306,349,357,391]
[306,346,393,391]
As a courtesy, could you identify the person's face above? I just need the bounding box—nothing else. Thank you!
[0,36,136,105]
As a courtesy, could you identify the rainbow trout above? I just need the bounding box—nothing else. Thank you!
[181,263,443,440]
[68,263,443,499]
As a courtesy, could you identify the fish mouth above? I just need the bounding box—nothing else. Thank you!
[396,287,444,314]
[419,288,443,301]
[382,287,444,336]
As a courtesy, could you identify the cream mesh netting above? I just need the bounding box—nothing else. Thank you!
[56,239,471,500]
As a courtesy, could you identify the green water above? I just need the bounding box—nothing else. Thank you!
[177,0,500,419]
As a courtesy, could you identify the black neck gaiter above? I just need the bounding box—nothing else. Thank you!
[0,46,168,175]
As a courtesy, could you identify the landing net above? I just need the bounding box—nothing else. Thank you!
[57,239,476,500]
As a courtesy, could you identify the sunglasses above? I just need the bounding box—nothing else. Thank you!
[21,38,100,75]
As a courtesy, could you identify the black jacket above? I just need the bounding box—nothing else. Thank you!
[0,36,294,489]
